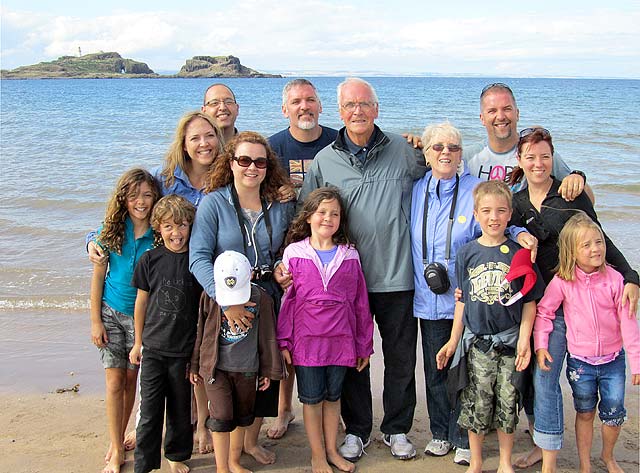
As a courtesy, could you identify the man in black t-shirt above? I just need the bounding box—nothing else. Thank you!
[269,78,338,191]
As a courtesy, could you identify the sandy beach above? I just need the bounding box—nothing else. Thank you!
[1,310,638,473]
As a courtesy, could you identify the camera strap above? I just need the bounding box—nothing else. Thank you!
[230,184,274,265]
[421,173,460,268]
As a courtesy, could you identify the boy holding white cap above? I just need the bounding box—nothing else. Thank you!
[189,250,285,473]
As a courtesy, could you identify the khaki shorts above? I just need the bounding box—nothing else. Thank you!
[458,344,519,435]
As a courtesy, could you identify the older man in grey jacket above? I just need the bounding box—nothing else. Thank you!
[299,77,426,462]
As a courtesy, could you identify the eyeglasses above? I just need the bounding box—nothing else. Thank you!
[428,143,462,153]
[204,98,237,108]
[519,127,551,138]
[480,82,513,98]
[232,156,268,169]
[341,101,376,112]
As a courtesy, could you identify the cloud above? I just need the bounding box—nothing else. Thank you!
[1,3,639,77]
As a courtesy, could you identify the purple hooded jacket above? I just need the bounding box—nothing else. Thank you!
[276,238,374,367]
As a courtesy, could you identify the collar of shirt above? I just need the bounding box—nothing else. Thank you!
[344,131,377,163]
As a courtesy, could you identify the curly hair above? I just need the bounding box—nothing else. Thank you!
[204,131,289,201]
[151,194,196,232]
[160,111,224,189]
[97,168,161,254]
[285,187,352,246]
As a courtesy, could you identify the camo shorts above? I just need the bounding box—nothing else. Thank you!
[98,302,138,370]
[458,344,519,435]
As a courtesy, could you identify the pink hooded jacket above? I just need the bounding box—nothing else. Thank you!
[277,238,374,367]
[534,265,640,374]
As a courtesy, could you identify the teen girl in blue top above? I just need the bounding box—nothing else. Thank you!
[89,168,161,473]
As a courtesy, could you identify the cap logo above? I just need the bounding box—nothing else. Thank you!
[225,276,237,288]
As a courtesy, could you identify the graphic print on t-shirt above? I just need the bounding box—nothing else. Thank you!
[157,276,187,320]
[467,261,511,305]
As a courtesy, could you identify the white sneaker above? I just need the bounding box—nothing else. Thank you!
[424,438,452,456]
[453,447,471,465]
[382,433,416,460]
[338,434,370,462]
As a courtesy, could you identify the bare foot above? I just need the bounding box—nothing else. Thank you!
[497,465,516,473]
[104,443,113,463]
[195,425,213,454]
[465,466,483,473]
[245,444,276,465]
[123,430,136,451]
[229,459,253,473]
[600,456,623,473]
[168,460,190,473]
[102,449,124,473]
[327,451,355,472]
[515,446,542,469]
[266,411,295,439]
[311,457,334,473]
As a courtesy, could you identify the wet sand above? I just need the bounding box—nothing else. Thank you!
[1,310,638,472]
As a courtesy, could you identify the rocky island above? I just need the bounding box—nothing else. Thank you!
[0,52,157,79]
[175,55,281,78]
[1,53,281,79]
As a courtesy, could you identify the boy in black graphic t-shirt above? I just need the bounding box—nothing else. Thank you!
[436,181,544,473]
[130,195,200,473]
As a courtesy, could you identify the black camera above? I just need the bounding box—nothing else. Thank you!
[253,264,273,282]
[423,262,450,294]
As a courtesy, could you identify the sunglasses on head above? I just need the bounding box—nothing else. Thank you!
[232,156,268,169]
[480,82,513,98]
[429,143,462,153]
[519,127,551,139]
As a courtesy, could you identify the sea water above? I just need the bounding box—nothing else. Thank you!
[1,77,639,311]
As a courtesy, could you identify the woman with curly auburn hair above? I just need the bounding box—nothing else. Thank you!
[204,131,289,201]
[190,131,296,467]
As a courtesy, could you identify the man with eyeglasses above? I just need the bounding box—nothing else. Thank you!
[299,77,426,463]
[202,83,240,143]
[465,82,594,203]
[269,79,338,191]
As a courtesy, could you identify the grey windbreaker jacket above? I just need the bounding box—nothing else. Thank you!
[299,125,426,292]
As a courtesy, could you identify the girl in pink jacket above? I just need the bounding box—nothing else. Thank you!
[277,187,373,473]
[534,213,640,473]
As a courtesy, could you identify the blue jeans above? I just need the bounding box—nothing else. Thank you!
[419,318,469,449]
[295,365,348,404]
[533,310,567,450]
[566,351,627,426]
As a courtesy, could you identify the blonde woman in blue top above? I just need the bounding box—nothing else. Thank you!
[90,168,160,473]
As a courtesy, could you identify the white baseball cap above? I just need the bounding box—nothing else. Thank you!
[213,251,252,306]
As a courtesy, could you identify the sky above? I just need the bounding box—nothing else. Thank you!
[1,0,639,78]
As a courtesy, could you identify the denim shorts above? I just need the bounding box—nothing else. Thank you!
[98,302,137,370]
[295,365,347,405]
[566,351,627,426]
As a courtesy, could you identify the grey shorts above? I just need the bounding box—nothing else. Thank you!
[98,302,137,370]
[458,344,519,435]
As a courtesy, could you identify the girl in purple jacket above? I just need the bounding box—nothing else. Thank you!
[277,187,374,473]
